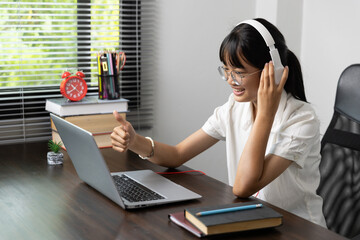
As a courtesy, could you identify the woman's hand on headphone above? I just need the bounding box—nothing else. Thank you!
[257,61,289,119]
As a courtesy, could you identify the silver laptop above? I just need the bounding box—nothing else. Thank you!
[50,113,201,209]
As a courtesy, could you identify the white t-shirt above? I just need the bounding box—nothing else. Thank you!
[202,91,327,227]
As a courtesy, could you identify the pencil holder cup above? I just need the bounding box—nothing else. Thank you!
[98,74,120,100]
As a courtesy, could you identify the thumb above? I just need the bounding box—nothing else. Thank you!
[113,110,127,125]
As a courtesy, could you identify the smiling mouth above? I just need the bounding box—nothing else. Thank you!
[232,87,245,96]
[233,87,245,92]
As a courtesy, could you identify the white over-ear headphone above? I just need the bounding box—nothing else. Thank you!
[238,19,284,84]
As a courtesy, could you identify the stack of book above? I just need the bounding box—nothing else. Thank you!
[46,96,128,149]
[169,200,283,237]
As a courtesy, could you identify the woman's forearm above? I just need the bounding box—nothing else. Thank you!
[129,134,183,168]
[233,113,273,196]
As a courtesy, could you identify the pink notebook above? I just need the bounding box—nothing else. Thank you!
[169,211,204,237]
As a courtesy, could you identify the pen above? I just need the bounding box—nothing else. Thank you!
[97,54,103,99]
[195,203,263,217]
[107,52,113,75]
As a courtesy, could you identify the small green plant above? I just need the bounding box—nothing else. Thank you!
[48,140,63,153]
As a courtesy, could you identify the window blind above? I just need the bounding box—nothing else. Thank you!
[0,0,154,145]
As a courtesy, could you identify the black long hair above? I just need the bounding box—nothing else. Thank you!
[219,18,307,102]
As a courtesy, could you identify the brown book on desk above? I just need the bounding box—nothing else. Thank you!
[183,201,282,236]
[50,113,125,133]
[51,113,126,149]
[52,131,113,149]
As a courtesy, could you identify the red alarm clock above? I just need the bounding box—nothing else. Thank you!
[60,71,88,101]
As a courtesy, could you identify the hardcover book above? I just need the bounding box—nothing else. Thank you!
[46,96,128,117]
[50,113,125,134]
[52,131,113,149]
[184,201,282,236]
[50,112,126,149]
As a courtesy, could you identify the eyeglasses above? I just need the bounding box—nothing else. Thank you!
[217,66,262,85]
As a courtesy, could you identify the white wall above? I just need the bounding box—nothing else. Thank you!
[145,0,360,184]
[301,0,360,133]
[255,0,304,57]
[150,0,256,183]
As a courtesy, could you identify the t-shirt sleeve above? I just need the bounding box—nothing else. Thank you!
[269,109,320,169]
[201,101,229,141]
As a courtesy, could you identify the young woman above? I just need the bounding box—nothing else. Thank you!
[111,18,327,227]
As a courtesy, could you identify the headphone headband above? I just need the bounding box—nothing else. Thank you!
[238,19,275,47]
[237,19,284,84]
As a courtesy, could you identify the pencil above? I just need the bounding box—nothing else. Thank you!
[195,203,263,217]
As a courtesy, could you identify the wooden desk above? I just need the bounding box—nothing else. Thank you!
[0,142,346,240]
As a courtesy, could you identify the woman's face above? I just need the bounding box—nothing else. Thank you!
[223,55,262,104]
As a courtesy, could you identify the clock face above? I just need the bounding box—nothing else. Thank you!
[60,76,88,101]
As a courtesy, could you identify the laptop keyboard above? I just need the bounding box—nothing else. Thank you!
[112,174,165,202]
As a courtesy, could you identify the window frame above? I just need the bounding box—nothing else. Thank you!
[0,0,153,145]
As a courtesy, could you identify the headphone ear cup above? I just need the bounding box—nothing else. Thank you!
[269,48,284,85]
[274,67,284,85]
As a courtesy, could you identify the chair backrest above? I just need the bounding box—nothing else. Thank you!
[317,64,360,239]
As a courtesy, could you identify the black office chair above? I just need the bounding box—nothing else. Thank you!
[317,64,360,239]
